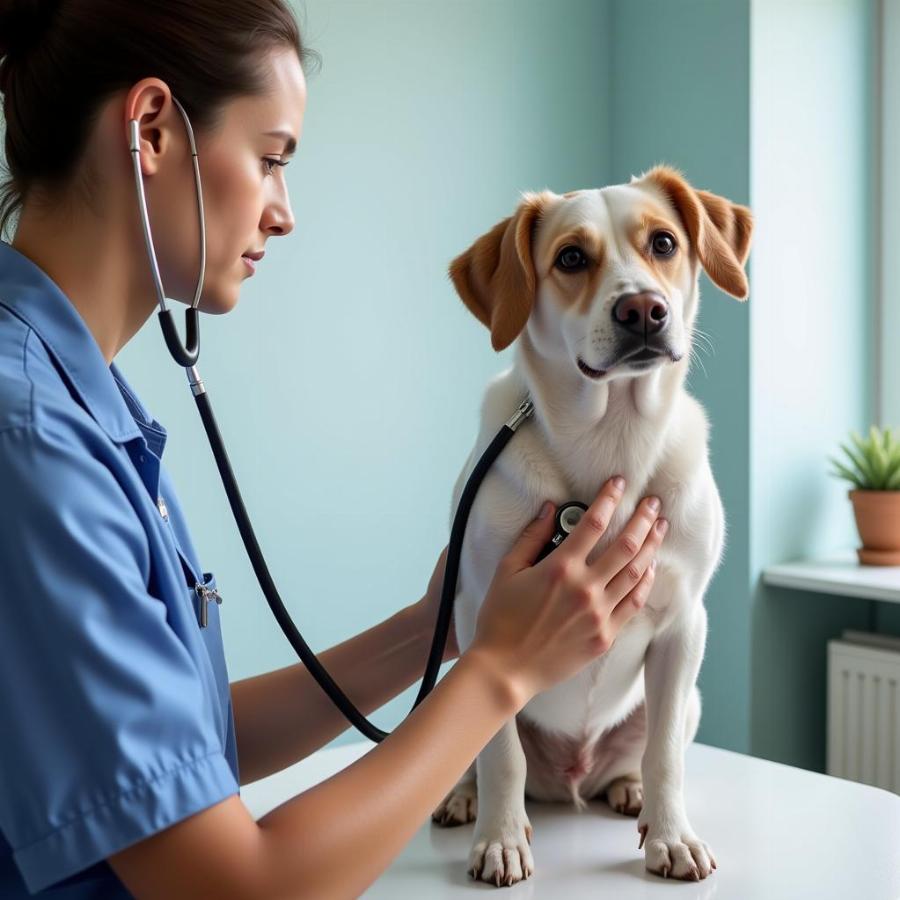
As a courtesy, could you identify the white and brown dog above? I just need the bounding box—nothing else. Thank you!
[431,165,753,885]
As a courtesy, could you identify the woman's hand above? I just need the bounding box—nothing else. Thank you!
[410,544,459,662]
[468,477,666,706]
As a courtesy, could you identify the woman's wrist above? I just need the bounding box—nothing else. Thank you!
[401,600,527,711]
[460,644,532,715]
[402,596,460,662]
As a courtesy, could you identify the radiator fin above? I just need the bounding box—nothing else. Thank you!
[828,638,900,794]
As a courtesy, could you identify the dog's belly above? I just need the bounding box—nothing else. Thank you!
[517,692,648,805]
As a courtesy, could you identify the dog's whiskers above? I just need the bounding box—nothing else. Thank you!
[692,327,716,353]
[690,326,716,357]
[687,341,710,380]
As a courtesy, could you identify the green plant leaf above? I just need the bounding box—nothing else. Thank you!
[840,441,875,486]
[850,429,872,467]
[883,452,900,485]
[851,430,883,487]
[829,458,865,489]
[872,439,890,488]
[886,427,900,465]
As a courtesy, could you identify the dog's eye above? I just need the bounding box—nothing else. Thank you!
[554,245,588,272]
[651,231,677,258]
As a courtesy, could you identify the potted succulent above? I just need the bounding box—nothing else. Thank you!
[829,425,900,565]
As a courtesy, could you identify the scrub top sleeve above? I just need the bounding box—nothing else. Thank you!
[0,424,239,895]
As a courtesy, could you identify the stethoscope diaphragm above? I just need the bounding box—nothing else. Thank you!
[535,501,589,564]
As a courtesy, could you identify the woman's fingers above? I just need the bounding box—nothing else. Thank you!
[560,476,627,563]
[608,556,658,633]
[604,514,667,602]
[591,496,662,585]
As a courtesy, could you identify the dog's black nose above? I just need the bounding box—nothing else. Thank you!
[612,291,669,336]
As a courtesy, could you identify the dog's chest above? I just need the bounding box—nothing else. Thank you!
[537,392,668,498]
[519,612,654,737]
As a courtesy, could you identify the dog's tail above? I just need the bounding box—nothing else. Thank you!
[562,748,594,812]
[569,779,589,812]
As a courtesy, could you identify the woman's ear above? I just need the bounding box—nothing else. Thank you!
[637,165,754,300]
[449,191,554,351]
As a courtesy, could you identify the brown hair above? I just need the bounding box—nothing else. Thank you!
[0,0,320,239]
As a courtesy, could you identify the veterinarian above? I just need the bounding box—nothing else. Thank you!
[0,1,669,896]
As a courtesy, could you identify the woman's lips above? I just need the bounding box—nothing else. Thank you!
[241,249,265,274]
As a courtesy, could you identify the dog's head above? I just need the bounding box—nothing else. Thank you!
[449,165,753,381]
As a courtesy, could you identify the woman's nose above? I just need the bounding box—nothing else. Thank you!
[265,218,293,236]
[262,194,295,237]
[264,210,294,237]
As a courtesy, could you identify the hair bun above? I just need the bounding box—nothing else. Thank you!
[0,0,59,61]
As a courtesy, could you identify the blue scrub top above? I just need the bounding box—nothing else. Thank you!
[0,241,240,897]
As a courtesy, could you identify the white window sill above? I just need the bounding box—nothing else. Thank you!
[762,551,900,605]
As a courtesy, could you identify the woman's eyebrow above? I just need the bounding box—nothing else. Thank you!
[264,129,297,156]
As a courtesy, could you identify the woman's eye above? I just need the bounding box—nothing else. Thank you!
[262,157,288,175]
[651,231,677,257]
[554,245,588,272]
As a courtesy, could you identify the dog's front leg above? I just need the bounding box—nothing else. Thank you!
[467,717,535,887]
[638,603,716,881]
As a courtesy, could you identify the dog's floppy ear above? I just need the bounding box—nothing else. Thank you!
[449,191,554,351]
[637,165,753,300]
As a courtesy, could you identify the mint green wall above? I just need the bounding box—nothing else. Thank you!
[749,0,877,770]
[117,0,613,747]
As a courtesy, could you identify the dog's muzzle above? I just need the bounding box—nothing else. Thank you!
[577,290,683,379]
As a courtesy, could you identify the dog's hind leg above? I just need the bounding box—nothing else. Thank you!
[595,700,647,817]
[431,761,478,827]
[600,686,700,817]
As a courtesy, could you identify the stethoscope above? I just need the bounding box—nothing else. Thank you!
[129,97,589,742]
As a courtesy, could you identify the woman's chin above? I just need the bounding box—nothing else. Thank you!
[196,287,239,315]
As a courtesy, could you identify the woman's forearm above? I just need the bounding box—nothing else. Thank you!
[256,648,523,899]
[231,602,433,785]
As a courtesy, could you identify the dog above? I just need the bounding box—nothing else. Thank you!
[430,164,753,886]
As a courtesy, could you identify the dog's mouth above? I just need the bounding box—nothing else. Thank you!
[577,345,682,380]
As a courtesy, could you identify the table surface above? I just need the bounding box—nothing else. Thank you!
[240,739,900,899]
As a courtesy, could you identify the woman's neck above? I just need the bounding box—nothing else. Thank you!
[12,197,157,364]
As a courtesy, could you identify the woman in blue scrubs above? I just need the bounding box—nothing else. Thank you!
[0,1,667,896]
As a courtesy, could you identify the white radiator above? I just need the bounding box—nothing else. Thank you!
[828,630,900,794]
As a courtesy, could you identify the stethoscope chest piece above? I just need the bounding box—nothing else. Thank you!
[535,501,589,564]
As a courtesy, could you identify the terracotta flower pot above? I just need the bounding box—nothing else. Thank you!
[849,489,900,565]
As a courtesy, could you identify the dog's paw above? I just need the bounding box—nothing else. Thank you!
[605,776,643,816]
[431,781,477,827]
[637,812,716,880]
[467,814,534,887]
